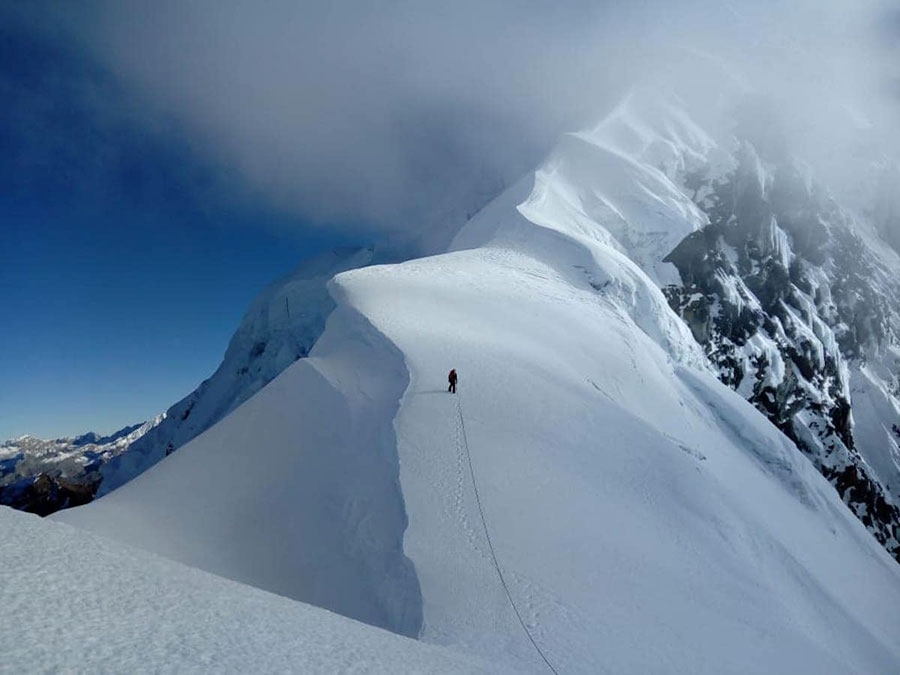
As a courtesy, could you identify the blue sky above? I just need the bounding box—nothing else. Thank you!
[0,201,342,439]
[0,13,345,439]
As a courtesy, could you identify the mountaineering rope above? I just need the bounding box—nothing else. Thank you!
[455,390,560,675]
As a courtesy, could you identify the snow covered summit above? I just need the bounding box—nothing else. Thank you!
[45,91,900,672]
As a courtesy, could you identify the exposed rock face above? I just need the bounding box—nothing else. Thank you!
[0,473,100,516]
[0,422,160,515]
[663,138,900,561]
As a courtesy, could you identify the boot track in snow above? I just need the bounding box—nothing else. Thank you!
[455,388,560,675]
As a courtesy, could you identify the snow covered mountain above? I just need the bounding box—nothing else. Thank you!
[44,90,900,671]
[0,419,162,514]
[97,246,383,495]
[0,247,383,512]
[659,104,900,561]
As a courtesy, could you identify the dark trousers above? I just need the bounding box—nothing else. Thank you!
[448,381,456,393]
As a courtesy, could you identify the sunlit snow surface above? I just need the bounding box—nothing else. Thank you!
[0,507,491,673]
[36,94,900,671]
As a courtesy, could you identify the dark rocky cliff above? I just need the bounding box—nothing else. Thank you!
[664,138,900,561]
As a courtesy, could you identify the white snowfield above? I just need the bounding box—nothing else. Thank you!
[851,346,900,508]
[0,507,491,674]
[38,94,900,672]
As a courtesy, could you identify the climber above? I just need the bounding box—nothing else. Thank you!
[448,368,458,394]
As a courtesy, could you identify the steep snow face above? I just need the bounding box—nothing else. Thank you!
[97,246,378,495]
[662,129,900,560]
[851,348,900,500]
[57,299,422,638]
[1,248,381,512]
[0,507,490,673]
[454,91,715,289]
[58,92,900,671]
[335,231,900,669]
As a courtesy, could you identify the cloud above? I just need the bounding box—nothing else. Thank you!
[52,1,636,242]
[0,9,233,222]
[5,0,899,250]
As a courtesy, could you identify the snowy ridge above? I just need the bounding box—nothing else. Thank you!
[97,246,381,495]
[1,248,383,511]
[60,296,422,638]
[52,90,900,671]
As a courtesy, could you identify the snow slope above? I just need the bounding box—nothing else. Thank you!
[56,94,900,671]
[659,104,900,555]
[0,506,491,673]
[58,299,422,638]
[97,246,380,495]
[0,247,383,515]
[342,220,900,672]
[850,347,900,505]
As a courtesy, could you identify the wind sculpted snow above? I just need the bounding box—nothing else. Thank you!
[96,246,380,496]
[55,91,900,671]
[335,224,900,672]
[56,302,423,638]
